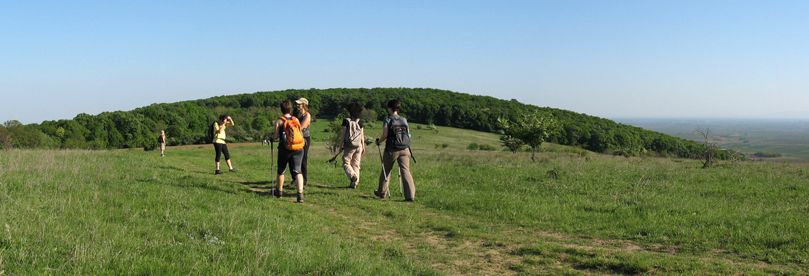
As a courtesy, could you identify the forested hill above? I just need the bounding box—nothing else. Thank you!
[0,88,728,159]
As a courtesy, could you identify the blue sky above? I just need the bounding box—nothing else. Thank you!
[1,0,808,123]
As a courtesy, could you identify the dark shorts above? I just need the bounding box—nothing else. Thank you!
[277,147,304,176]
[214,143,230,162]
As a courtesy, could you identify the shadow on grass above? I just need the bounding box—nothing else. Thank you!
[309,183,352,190]
[137,177,238,195]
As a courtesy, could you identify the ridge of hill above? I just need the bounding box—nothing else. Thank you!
[0,88,733,159]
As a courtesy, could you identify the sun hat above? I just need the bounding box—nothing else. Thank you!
[295,98,309,105]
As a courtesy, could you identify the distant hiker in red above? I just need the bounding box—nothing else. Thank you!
[295,98,312,186]
[338,102,366,189]
[273,100,307,203]
[375,100,416,201]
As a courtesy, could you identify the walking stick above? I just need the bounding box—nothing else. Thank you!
[376,139,390,198]
[270,139,275,188]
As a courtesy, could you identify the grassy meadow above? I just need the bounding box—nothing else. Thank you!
[1,121,808,274]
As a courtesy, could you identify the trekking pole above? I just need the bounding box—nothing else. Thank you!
[376,139,389,198]
[327,147,342,164]
[408,146,417,164]
[270,139,275,188]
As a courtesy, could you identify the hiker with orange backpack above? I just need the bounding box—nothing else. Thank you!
[272,100,307,203]
[338,102,366,189]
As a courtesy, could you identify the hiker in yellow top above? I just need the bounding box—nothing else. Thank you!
[214,115,236,175]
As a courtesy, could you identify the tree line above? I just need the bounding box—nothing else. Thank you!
[0,88,740,160]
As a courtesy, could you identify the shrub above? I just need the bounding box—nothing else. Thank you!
[478,144,497,151]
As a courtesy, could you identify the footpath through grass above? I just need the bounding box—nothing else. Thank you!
[1,122,808,274]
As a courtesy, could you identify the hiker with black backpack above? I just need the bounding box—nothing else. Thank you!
[272,100,307,203]
[374,100,416,201]
[338,102,366,189]
[211,115,236,175]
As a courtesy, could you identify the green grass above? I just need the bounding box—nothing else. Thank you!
[2,121,808,274]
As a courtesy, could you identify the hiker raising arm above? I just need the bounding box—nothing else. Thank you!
[213,115,236,174]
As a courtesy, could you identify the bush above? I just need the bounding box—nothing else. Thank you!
[467,143,479,151]
[478,144,497,151]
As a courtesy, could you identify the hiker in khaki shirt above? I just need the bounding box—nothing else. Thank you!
[374,99,416,201]
[338,102,366,189]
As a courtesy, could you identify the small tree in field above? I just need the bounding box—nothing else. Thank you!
[498,111,558,161]
[0,126,12,150]
[499,134,524,154]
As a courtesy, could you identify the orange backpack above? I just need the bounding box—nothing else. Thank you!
[280,116,305,151]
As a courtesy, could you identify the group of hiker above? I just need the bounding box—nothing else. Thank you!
[158,98,416,204]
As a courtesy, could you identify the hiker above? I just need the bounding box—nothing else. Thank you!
[338,102,366,189]
[213,115,236,175]
[158,130,167,157]
[273,100,306,203]
[295,98,312,186]
[375,99,416,201]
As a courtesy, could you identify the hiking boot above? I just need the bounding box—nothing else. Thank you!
[215,170,223,175]
[229,168,237,173]
[373,190,386,199]
[349,181,357,189]
[273,189,283,198]
[296,193,304,203]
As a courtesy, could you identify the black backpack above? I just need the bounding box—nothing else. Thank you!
[206,122,216,144]
[387,116,411,150]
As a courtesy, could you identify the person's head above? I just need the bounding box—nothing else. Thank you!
[347,102,363,119]
[218,115,229,123]
[161,130,165,135]
[295,98,309,114]
[280,100,293,115]
[387,99,401,114]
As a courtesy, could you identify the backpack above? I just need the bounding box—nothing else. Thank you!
[206,122,216,144]
[280,116,305,151]
[387,116,411,150]
[344,118,363,149]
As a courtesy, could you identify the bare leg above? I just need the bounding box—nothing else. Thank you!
[277,174,285,193]
[295,174,304,194]
[226,159,234,170]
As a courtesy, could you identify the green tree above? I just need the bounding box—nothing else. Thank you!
[0,125,13,149]
[499,135,525,154]
[498,111,559,161]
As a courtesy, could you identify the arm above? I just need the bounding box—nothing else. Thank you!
[272,120,281,141]
[227,116,235,127]
[301,113,311,129]
[337,126,346,149]
[360,128,366,155]
[378,123,388,145]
